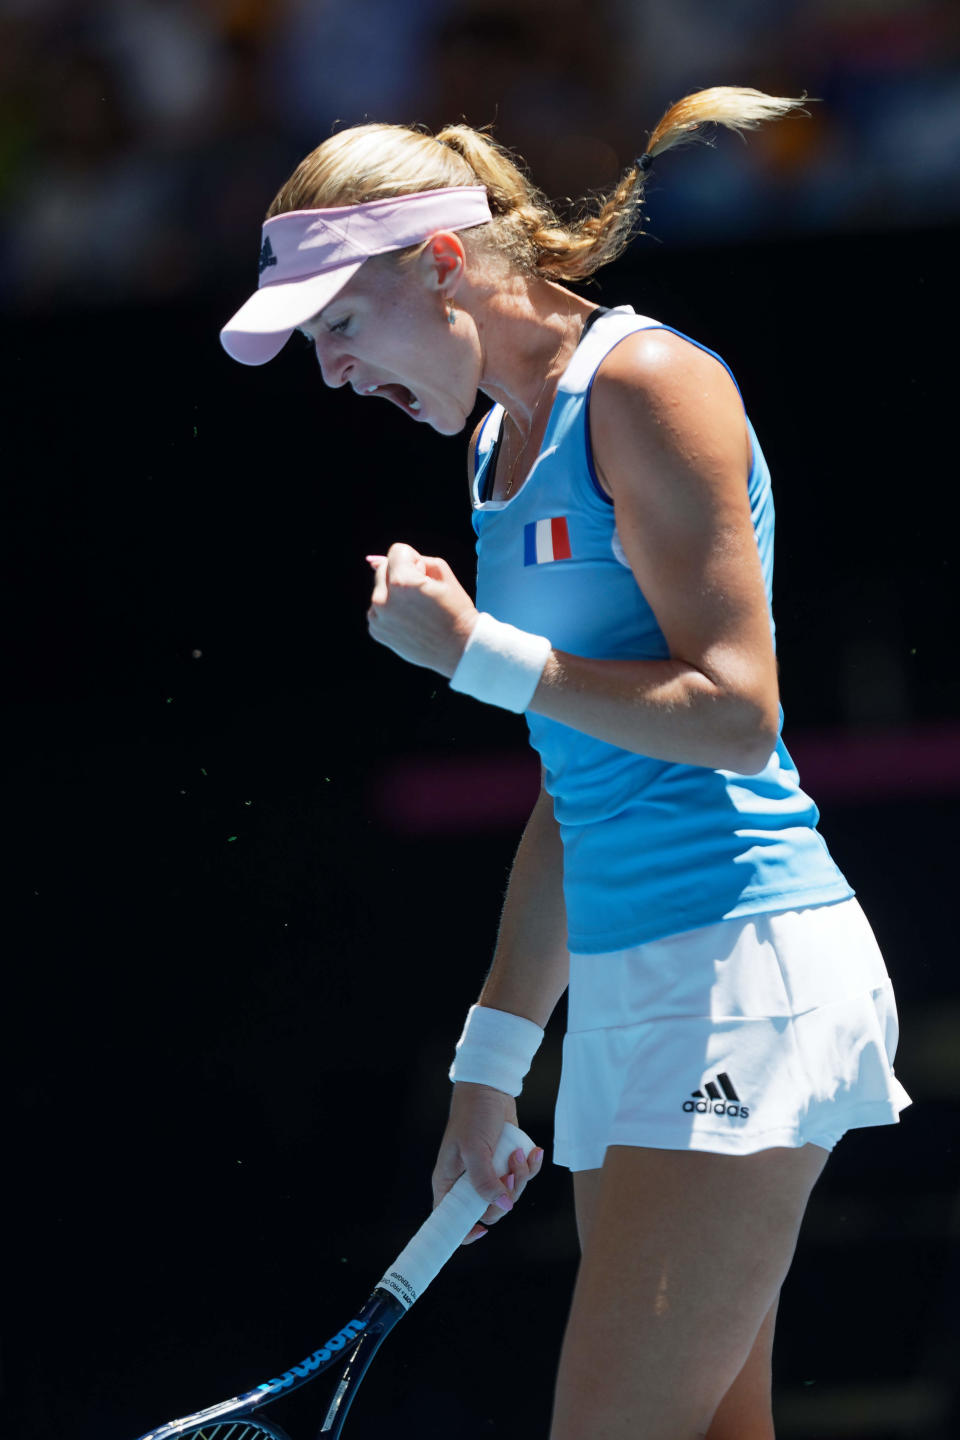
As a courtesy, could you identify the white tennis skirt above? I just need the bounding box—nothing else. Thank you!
[554,897,912,1171]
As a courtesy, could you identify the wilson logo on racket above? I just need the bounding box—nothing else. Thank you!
[683,1072,750,1120]
[266,1319,367,1391]
[132,1122,534,1440]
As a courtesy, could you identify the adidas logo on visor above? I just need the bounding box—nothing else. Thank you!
[682,1072,750,1120]
[259,237,278,275]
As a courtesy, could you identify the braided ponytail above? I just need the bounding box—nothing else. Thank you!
[266,86,807,282]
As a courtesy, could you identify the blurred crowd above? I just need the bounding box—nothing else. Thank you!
[1,0,958,311]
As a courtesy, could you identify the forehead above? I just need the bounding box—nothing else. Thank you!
[300,253,421,333]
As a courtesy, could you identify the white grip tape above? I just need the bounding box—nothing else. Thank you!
[375,1122,533,1310]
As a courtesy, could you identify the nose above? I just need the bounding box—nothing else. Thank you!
[312,334,353,389]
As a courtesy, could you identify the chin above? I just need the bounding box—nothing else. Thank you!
[428,412,465,436]
[431,403,474,437]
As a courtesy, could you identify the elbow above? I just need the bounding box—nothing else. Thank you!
[727,704,779,775]
[733,734,778,775]
[687,658,779,773]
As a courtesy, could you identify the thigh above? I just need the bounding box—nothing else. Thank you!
[551,1143,828,1440]
[575,1164,782,1440]
[705,1292,780,1440]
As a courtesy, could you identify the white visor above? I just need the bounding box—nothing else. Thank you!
[220,186,492,366]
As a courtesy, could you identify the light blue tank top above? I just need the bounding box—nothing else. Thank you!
[471,305,853,953]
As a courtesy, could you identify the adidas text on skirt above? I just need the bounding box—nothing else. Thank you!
[553,897,912,1170]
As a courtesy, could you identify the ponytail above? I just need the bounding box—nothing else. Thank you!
[267,86,808,281]
[505,86,809,281]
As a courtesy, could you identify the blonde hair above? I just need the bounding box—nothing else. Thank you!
[266,86,808,282]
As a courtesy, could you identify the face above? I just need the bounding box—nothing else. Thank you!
[296,238,482,436]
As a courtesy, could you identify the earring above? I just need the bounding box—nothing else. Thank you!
[447,303,456,326]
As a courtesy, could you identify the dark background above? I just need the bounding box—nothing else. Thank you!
[3,3,959,1438]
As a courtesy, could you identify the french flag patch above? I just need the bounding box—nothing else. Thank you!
[524,516,572,566]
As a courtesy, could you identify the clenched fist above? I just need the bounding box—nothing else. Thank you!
[366,542,478,676]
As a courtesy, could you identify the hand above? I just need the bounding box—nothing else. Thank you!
[432,1082,545,1245]
[366,543,478,677]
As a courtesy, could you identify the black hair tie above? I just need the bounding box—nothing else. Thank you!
[636,152,654,173]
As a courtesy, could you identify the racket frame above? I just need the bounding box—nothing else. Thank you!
[135,1123,532,1440]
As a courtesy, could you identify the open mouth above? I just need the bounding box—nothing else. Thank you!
[361,383,421,415]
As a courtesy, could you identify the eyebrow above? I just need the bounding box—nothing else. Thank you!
[296,306,329,338]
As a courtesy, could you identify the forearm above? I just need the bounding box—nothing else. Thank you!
[528,649,777,774]
[477,782,569,1028]
[442,782,562,1216]
[367,547,777,773]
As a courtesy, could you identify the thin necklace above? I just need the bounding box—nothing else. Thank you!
[501,313,578,499]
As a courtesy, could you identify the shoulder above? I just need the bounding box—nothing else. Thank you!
[583,327,779,755]
[592,325,739,404]
[589,328,750,498]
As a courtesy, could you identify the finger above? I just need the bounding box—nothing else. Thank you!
[368,555,389,607]
[487,1146,543,1218]
[432,1149,502,1210]
[432,1169,501,1246]
[418,554,454,583]
[508,1144,544,1201]
[365,553,388,568]
[449,1148,542,1241]
[386,541,424,579]
[479,1176,515,1229]
[432,1135,516,1227]
[505,1147,530,1201]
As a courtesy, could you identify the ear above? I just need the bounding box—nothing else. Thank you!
[419,231,466,298]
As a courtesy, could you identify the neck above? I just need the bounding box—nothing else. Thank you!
[472,279,597,434]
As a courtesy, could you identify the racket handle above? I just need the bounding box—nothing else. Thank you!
[374,1122,534,1310]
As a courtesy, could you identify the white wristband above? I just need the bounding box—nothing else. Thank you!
[448,1004,545,1096]
[449,612,551,713]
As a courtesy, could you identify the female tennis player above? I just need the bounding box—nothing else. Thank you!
[221,87,911,1440]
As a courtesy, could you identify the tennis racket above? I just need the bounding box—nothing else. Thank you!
[135,1122,533,1440]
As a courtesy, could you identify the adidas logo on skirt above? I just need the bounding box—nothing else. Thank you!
[683,1072,750,1120]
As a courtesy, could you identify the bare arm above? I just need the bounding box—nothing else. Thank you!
[526,329,780,773]
[370,330,780,773]
[477,776,569,1025]
[430,417,567,1227]
[433,777,565,1234]
[463,417,568,1023]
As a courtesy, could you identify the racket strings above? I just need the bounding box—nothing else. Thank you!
[188,1422,286,1440]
